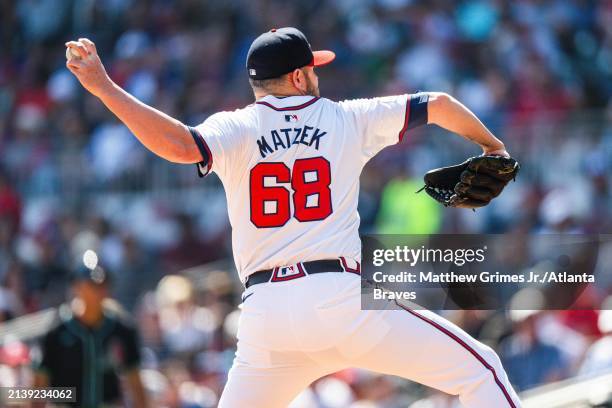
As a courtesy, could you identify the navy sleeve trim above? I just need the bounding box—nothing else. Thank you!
[407,93,429,130]
[398,93,430,143]
[188,126,213,177]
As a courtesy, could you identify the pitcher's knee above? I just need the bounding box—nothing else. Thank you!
[456,342,507,389]
[458,343,519,406]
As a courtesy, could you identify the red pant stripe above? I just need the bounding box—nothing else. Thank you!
[394,301,516,408]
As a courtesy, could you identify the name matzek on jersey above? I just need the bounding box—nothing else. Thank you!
[188,93,428,282]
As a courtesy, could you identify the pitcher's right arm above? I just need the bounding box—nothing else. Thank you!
[65,38,201,164]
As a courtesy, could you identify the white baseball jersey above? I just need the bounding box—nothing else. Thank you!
[190,93,427,282]
[192,94,522,408]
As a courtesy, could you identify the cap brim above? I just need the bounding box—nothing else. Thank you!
[312,50,335,67]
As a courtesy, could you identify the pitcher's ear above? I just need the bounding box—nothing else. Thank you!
[290,69,306,92]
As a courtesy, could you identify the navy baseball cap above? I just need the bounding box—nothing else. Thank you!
[246,27,335,80]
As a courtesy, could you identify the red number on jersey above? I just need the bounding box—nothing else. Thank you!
[292,157,332,222]
[249,162,291,228]
[249,157,333,228]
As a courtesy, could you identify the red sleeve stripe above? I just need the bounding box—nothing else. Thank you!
[201,137,213,174]
[398,95,412,143]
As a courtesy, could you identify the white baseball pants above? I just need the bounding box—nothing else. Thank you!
[219,271,521,407]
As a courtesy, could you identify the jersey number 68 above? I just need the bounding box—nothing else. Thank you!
[249,156,332,228]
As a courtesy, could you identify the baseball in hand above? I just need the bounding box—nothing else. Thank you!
[66,46,81,61]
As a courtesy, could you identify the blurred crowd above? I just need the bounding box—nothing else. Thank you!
[1,0,611,406]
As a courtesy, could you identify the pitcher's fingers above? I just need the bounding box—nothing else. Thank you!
[78,38,96,54]
[66,63,79,74]
[65,41,89,59]
[66,59,85,70]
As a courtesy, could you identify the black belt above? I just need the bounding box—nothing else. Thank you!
[245,259,359,288]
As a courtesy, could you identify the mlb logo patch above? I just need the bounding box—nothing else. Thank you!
[285,114,299,122]
[271,263,306,282]
[278,265,298,278]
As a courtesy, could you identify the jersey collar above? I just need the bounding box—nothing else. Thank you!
[255,95,320,111]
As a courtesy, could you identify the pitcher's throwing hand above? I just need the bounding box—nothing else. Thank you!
[65,38,112,98]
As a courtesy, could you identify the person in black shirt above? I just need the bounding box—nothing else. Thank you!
[33,258,148,408]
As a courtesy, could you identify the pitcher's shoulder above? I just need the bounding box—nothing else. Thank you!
[318,97,354,112]
[202,104,258,130]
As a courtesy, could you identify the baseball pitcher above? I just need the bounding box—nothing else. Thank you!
[66,27,521,407]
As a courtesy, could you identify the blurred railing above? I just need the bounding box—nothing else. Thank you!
[0,308,56,343]
[522,371,612,408]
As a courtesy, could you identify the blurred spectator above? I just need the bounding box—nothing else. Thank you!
[579,297,612,376]
[376,176,441,234]
[156,275,215,355]
[162,214,223,274]
[0,285,23,322]
[500,303,569,391]
[0,168,21,237]
[0,335,31,387]
[500,311,568,390]
[32,255,147,407]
